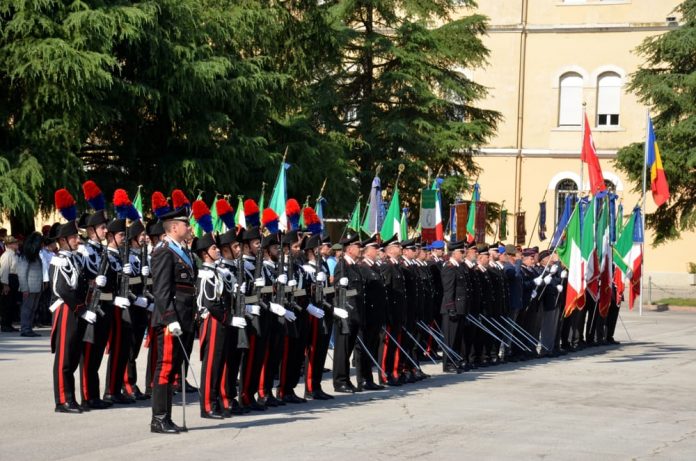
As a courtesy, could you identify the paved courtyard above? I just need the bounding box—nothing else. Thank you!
[1,308,695,460]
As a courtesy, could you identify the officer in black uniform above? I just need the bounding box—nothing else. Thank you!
[332,232,364,393]
[378,235,406,386]
[150,207,196,434]
[356,235,386,391]
[439,239,467,373]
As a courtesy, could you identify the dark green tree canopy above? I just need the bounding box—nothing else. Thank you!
[616,0,696,244]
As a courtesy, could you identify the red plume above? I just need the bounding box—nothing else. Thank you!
[172,189,190,209]
[244,199,259,215]
[192,200,210,220]
[216,198,234,216]
[113,189,131,207]
[262,208,279,226]
[151,191,168,210]
[82,180,101,200]
[286,198,301,216]
[55,189,76,210]
[303,207,320,225]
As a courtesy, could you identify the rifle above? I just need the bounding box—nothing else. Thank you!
[334,266,354,335]
[248,243,267,334]
[140,238,153,305]
[117,241,134,323]
[83,244,108,344]
[313,249,333,335]
[234,251,249,349]
[276,242,299,337]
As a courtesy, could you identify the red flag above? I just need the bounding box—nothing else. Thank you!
[581,114,607,194]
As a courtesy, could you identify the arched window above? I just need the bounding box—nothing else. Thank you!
[555,178,578,225]
[604,179,616,193]
[558,73,583,126]
[596,72,621,127]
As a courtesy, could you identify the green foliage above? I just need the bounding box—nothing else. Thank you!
[1,0,497,231]
[616,0,696,244]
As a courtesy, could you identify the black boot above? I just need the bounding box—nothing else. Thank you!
[150,415,179,434]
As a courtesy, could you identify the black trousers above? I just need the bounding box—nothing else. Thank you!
[52,304,86,405]
[332,317,359,388]
[0,274,20,327]
[151,326,185,419]
[145,326,157,395]
[441,313,464,369]
[606,299,620,340]
[240,313,269,405]
[220,325,243,409]
[357,318,382,384]
[79,301,112,402]
[278,312,308,397]
[124,306,149,394]
[199,316,228,413]
[584,296,600,343]
[105,305,132,396]
[304,315,330,394]
[378,323,401,382]
[260,315,283,398]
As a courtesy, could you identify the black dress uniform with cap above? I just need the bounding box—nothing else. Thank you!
[104,218,136,404]
[462,243,482,366]
[150,208,197,434]
[301,234,334,400]
[439,239,468,373]
[356,235,387,390]
[144,219,164,397]
[473,243,496,365]
[217,228,247,416]
[77,210,115,409]
[399,238,421,381]
[377,235,406,386]
[332,232,365,393]
[50,221,89,412]
[194,233,229,419]
[123,220,151,400]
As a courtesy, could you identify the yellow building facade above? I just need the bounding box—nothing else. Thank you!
[456,0,694,286]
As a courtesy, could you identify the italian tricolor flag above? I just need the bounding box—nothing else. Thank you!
[420,184,443,243]
[583,198,600,302]
[381,186,402,241]
[613,207,644,310]
[558,204,585,318]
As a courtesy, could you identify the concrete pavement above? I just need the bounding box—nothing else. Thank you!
[1,308,695,460]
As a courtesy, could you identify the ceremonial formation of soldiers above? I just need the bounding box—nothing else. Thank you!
[46,181,623,434]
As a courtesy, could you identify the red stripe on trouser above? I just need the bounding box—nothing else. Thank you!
[242,335,256,405]
[393,332,401,378]
[58,305,68,404]
[220,362,229,409]
[380,326,390,381]
[199,318,209,361]
[279,336,289,398]
[306,318,318,392]
[158,331,174,385]
[258,345,270,398]
[109,307,122,393]
[123,369,133,395]
[82,342,92,400]
[204,318,217,412]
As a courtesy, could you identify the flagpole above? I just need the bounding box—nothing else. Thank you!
[580,103,586,195]
[639,108,649,317]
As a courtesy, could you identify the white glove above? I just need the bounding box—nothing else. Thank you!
[316,272,327,282]
[167,321,183,337]
[333,307,349,319]
[231,316,247,328]
[550,264,558,274]
[556,285,563,293]
[339,277,349,287]
[245,304,261,316]
[534,276,543,286]
[134,296,149,308]
[307,304,325,319]
[199,310,209,320]
[49,299,63,313]
[114,296,131,308]
[277,274,288,285]
[269,302,287,317]
[254,277,265,287]
[147,303,155,312]
[283,310,297,322]
[238,282,247,293]
[141,266,150,277]
[288,279,297,287]
[81,310,97,324]
[122,263,132,275]
[543,275,552,285]
[560,270,568,279]
[95,275,107,287]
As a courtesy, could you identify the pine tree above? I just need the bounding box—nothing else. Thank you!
[309,0,500,213]
[616,0,696,244]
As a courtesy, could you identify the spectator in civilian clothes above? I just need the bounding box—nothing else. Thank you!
[0,235,21,332]
[17,232,45,337]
